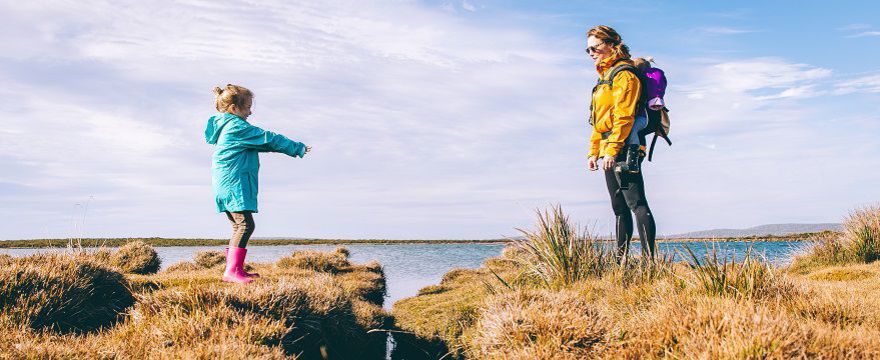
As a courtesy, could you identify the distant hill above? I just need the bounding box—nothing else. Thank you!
[668,223,841,239]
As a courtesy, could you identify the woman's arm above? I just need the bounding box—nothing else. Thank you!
[603,70,641,158]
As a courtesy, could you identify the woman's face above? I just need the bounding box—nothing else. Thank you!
[586,36,610,66]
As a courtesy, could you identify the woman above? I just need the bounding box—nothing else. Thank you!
[586,25,657,259]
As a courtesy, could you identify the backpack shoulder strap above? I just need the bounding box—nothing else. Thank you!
[600,63,639,87]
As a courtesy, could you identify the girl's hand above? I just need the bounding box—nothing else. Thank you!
[588,156,599,171]
[305,146,312,154]
[602,155,615,170]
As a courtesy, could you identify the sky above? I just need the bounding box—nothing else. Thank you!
[1,0,879,240]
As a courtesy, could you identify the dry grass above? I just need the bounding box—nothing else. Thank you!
[1,246,391,359]
[682,244,795,300]
[393,206,880,359]
[110,240,161,274]
[194,250,226,268]
[465,288,608,359]
[513,205,614,288]
[0,253,135,334]
[396,247,880,359]
[276,248,352,274]
[791,205,880,271]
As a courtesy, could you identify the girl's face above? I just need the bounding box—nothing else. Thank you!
[231,99,253,119]
[586,36,610,66]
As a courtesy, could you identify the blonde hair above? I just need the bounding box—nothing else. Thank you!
[213,84,253,113]
[587,25,631,59]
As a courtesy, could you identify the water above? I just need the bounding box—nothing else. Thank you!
[0,241,811,308]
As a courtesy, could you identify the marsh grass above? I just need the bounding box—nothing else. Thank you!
[110,240,161,274]
[0,253,135,333]
[513,205,615,288]
[1,245,392,358]
[276,247,352,274]
[792,206,880,271]
[681,244,789,299]
[395,206,880,359]
[194,250,225,268]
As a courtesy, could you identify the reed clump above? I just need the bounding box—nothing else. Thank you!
[682,244,795,300]
[110,240,161,274]
[513,205,614,288]
[792,206,880,271]
[0,253,135,333]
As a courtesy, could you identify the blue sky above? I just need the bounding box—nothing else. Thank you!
[1,1,878,240]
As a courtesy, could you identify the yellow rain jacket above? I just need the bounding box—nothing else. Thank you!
[588,55,642,158]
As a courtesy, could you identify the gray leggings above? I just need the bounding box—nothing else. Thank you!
[225,211,255,248]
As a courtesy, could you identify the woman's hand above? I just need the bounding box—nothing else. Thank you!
[602,155,615,170]
[588,156,599,171]
[305,146,312,154]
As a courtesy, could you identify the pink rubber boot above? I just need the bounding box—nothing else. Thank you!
[225,247,260,278]
[222,247,254,284]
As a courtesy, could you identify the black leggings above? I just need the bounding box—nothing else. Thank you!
[603,154,656,259]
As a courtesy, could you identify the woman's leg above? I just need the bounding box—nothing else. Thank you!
[605,168,633,259]
[618,169,656,258]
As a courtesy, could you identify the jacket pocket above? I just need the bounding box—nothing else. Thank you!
[246,172,258,198]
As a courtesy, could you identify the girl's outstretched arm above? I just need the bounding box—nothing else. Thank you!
[233,122,307,158]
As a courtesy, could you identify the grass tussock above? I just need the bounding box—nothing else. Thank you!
[466,289,608,359]
[276,248,351,274]
[110,240,161,274]
[513,206,614,288]
[682,244,794,300]
[194,250,226,268]
[163,261,200,273]
[0,253,135,333]
[792,205,880,271]
[1,248,392,358]
[394,206,880,359]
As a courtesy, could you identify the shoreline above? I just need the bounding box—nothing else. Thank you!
[0,231,834,249]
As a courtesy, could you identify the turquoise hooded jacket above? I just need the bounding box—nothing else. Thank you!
[205,113,307,213]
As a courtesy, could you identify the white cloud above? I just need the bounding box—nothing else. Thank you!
[834,74,880,94]
[848,31,880,38]
[462,0,477,12]
[708,58,831,93]
[839,23,871,31]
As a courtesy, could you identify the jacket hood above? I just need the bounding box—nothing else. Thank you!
[205,113,240,144]
[596,54,625,76]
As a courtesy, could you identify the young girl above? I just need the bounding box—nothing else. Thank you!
[205,84,311,284]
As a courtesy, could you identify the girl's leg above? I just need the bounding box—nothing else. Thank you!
[223,211,257,283]
[226,211,255,248]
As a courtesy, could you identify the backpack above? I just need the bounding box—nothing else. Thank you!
[589,60,672,161]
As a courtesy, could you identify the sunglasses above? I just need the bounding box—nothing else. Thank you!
[585,42,607,54]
